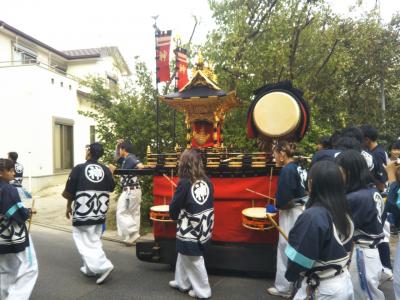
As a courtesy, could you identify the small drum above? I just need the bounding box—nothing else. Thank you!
[242,207,277,231]
[150,205,174,222]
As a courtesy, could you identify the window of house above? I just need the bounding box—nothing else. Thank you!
[13,44,37,64]
[54,121,74,171]
[90,126,96,143]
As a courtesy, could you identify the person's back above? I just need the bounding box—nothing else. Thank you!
[64,159,115,226]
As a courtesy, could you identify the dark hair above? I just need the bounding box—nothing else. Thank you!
[330,131,341,149]
[360,124,378,141]
[8,152,18,162]
[307,161,352,237]
[120,141,134,153]
[335,136,361,151]
[336,150,371,193]
[273,141,296,158]
[390,140,400,150]
[88,142,104,160]
[178,149,206,183]
[0,158,15,172]
[318,136,331,149]
[341,126,364,144]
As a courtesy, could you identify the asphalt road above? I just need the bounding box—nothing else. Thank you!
[30,226,395,300]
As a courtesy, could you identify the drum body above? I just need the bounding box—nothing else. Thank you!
[242,207,277,231]
[150,205,173,222]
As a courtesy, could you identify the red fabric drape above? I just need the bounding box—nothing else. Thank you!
[155,30,172,83]
[152,175,279,244]
[175,48,189,90]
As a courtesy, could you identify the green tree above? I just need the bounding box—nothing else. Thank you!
[203,0,400,153]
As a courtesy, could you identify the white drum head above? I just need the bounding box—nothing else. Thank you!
[150,205,169,212]
[242,207,271,219]
[252,91,301,137]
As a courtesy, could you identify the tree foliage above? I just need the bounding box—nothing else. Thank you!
[203,0,400,152]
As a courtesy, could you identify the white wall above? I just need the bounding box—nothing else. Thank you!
[0,64,95,192]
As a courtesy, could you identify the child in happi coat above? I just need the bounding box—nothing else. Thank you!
[0,158,38,299]
[285,161,354,299]
[169,149,214,299]
[336,150,385,300]
[267,141,307,298]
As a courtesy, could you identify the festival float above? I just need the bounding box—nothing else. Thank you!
[116,58,310,273]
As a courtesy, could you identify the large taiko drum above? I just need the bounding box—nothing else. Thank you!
[241,207,277,231]
[150,205,174,222]
[247,81,310,142]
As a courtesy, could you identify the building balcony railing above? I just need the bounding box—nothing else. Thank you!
[0,60,80,81]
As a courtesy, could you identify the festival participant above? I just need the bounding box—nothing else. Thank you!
[267,141,307,298]
[316,136,331,151]
[336,150,385,300]
[168,149,214,299]
[0,158,38,299]
[62,143,115,284]
[385,159,400,298]
[361,124,388,192]
[311,132,341,165]
[7,152,23,187]
[285,161,354,299]
[110,140,144,244]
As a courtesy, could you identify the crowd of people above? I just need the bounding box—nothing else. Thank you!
[1,123,400,299]
[268,124,400,299]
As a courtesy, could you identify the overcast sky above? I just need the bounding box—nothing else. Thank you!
[2,0,399,75]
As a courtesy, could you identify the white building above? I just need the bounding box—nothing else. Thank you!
[0,21,131,192]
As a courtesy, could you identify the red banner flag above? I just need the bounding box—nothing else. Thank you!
[155,30,172,83]
[175,47,189,90]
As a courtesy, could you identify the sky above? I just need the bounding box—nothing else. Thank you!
[2,0,400,75]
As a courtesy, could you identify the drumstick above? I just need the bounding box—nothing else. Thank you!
[245,188,276,202]
[28,197,36,232]
[163,173,177,188]
[265,213,289,242]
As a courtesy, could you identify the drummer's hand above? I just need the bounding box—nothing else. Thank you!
[66,206,72,219]
[31,208,37,214]
[108,164,117,174]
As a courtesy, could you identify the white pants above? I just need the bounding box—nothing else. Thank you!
[116,188,141,238]
[349,246,384,300]
[294,269,354,300]
[0,238,38,300]
[274,207,303,293]
[393,239,400,299]
[72,224,113,275]
[174,253,211,299]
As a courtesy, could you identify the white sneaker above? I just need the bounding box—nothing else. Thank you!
[267,287,291,298]
[169,280,191,292]
[96,266,114,284]
[169,280,178,289]
[188,290,196,298]
[380,268,393,285]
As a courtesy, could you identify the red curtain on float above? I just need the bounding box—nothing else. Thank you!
[175,47,189,90]
[155,30,172,83]
[152,175,279,244]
